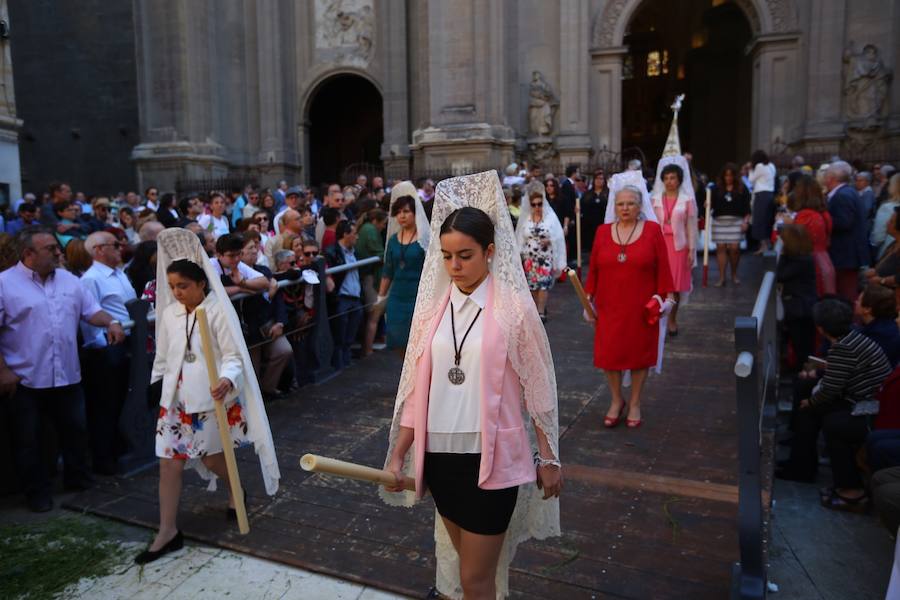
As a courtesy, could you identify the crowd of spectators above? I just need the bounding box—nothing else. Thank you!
[763,159,900,529]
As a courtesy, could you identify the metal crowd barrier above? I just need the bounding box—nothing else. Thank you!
[731,250,779,600]
[116,255,381,475]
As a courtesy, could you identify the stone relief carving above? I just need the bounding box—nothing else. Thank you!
[843,42,892,127]
[315,0,374,65]
[528,71,558,137]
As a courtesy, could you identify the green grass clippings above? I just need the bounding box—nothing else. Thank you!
[0,516,126,599]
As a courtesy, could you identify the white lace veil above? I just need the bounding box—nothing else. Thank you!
[516,182,568,274]
[380,171,561,598]
[604,170,657,224]
[385,180,430,255]
[651,154,696,204]
[155,228,280,495]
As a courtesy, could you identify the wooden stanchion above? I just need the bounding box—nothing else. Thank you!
[702,187,712,287]
[566,268,596,320]
[196,307,249,535]
[300,454,415,491]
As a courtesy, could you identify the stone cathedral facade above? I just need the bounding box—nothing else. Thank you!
[7,0,900,194]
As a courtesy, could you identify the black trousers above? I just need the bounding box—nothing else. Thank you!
[5,384,91,500]
[80,343,130,472]
[789,400,869,488]
[783,317,815,371]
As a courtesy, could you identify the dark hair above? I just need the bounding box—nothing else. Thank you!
[49,181,69,197]
[126,240,158,297]
[751,150,770,166]
[166,259,208,290]
[242,229,262,244]
[18,202,37,214]
[780,224,813,256]
[159,192,177,210]
[215,233,245,255]
[322,207,340,226]
[335,220,354,240]
[812,298,853,338]
[787,174,826,213]
[365,208,388,224]
[716,162,745,194]
[144,186,158,197]
[178,194,197,215]
[209,191,226,203]
[861,284,898,320]
[14,226,54,258]
[660,164,684,185]
[391,195,416,216]
[439,207,494,250]
[565,164,579,177]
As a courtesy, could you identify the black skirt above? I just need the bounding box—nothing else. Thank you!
[424,452,519,536]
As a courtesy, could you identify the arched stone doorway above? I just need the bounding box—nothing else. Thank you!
[306,74,383,187]
[621,1,753,173]
[590,0,801,171]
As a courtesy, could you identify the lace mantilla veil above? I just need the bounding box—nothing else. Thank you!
[155,228,280,495]
[515,181,568,275]
[385,180,431,255]
[379,171,561,598]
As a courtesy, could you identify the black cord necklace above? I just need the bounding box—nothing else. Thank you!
[398,229,411,269]
[184,311,198,363]
[615,221,639,263]
[447,301,483,385]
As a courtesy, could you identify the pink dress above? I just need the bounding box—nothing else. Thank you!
[661,196,693,292]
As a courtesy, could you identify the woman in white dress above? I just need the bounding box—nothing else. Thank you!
[135,228,279,564]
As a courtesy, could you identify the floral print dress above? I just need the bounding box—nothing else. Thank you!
[521,220,556,291]
[155,370,250,460]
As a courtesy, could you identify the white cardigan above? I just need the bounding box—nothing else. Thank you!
[749,162,776,193]
[151,294,243,414]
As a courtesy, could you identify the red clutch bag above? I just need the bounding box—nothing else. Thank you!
[644,298,662,325]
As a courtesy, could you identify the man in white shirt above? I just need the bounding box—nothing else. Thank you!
[80,231,138,474]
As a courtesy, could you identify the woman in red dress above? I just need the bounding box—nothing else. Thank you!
[782,174,836,296]
[584,186,676,428]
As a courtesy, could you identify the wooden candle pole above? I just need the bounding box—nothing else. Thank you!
[196,307,249,535]
[566,268,596,320]
[702,186,712,287]
[575,196,582,277]
[300,454,416,491]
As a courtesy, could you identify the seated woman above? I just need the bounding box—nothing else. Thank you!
[777,299,892,512]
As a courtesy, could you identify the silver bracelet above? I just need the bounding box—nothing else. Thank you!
[533,454,561,469]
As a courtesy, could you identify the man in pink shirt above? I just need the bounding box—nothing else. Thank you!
[0,227,125,512]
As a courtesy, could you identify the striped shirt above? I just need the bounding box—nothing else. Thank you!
[812,330,892,410]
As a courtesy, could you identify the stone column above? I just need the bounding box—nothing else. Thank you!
[380,0,411,179]
[750,34,802,153]
[556,0,592,165]
[131,0,228,192]
[411,0,514,171]
[588,47,627,155]
[801,0,847,145]
[254,0,300,184]
[0,0,23,202]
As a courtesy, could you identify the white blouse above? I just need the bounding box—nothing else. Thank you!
[427,276,490,453]
[749,162,776,193]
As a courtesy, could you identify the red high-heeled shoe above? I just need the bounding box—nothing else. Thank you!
[604,406,626,428]
[626,418,643,429]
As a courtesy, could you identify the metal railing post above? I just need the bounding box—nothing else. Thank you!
[117,298,157,475]
[761,251,779,429]
[733,314,766,600]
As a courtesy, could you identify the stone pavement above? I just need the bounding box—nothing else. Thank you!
[65,257,767,598]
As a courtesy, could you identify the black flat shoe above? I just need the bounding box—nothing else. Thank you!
[134,530,183,565]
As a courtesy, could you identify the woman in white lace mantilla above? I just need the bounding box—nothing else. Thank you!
[381,171,562,599]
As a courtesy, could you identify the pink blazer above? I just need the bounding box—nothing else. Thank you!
[400,280,536,500]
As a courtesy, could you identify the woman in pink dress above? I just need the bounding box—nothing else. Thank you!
[652,162,697,336]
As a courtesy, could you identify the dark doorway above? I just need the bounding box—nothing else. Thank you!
[307,75,383,187]
[622,0,753,174]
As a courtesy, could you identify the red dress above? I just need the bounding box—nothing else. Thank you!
[585,221,675,370]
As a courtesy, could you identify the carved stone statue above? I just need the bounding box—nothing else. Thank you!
[316,0,374,63]
[843,43,892,124]
[528,71,558,137]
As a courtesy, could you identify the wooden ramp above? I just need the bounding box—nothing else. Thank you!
[66,258,763,599]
